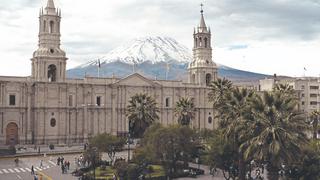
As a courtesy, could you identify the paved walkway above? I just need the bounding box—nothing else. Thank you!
[10,145,85,157]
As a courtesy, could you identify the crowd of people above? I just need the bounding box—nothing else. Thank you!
[57,156,71,174]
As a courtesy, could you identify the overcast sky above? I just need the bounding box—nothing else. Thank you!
[1,0,320,77]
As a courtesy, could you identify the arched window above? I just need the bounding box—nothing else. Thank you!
[195,38,198,48]
[206,73,212,86]
[208,117,213,124]
[49,21,54,33]
[165,97,170,107]
[48,64,57,82]
[50,118,56,127]
[204,37,208,48]
[43,20,46,32]
[191,74,196,83]
[199,37,202,47]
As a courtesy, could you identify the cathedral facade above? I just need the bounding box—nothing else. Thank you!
[0,0,218,146]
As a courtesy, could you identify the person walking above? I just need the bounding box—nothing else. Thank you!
[67,161,70,170]
[57,157,61,165]
[40,160,43,168]
[14,158,19,167]
[61,164,65,174]
[31,165,35,175]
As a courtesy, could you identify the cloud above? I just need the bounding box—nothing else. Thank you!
[0,0,320,77]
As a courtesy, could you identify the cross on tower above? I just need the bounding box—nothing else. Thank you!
[200,3,204,14]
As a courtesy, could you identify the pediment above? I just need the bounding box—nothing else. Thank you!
[114,73,161,87]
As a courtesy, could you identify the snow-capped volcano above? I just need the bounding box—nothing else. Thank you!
[81,36,192,67]
[68,36,269,83]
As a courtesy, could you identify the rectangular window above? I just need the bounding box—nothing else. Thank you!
[301,85,305,90]
[310,86,319,90]
[165,97,170,107]
[68,95,73,107]
[9,95,15,106]
[310,101,317,105]
[310,94,317,98]
[96,96,101,106]
[302,101,305,105]
[301,93,305,97]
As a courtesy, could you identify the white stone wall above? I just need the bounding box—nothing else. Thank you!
[0,73,215,145]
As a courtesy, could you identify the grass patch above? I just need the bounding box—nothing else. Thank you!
[148,165,165,177]
[86,166,116,180]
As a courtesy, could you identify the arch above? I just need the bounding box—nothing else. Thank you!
[6,122,18,145]
[195,38,198,48]
[208,116,213,124]
[191,74,196,83]
[43,20,46,32]
[50,118,56,127]
[48,64,57,82]
[206,73,212,86]
[204,37,208,48]
[49,21,54,33]
[199,37,202,47]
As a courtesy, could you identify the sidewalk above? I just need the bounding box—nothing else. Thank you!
[0,145,85,158]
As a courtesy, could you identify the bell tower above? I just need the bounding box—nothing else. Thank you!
[188,4,218,86]
[31,0,67,82]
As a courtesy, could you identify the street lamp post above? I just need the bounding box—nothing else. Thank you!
[128,132,131,162]
[128,119,133,162]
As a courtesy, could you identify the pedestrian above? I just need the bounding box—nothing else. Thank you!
[31,165,34,175]
[40,160,43,168]
[38,146,40,154]
[67,161,70,170]
[61,156,64,164]
[64,161,68,173]
[61,164,65,174]
[34,174,38,180]
[14,158,19,166]
[57,157,60,165]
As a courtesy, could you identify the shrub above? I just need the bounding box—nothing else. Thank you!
[114,160,128,179]
[100,165,106,171]
[127,163,140,180]
[49,144,54,150]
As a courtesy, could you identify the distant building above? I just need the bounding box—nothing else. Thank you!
[0,0,217,145]
[260,76,320,139]
[260,76,320,114]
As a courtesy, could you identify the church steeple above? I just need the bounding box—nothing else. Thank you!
[188,4,218,86]
[45,0,56,15]
[198,3,208,33]
[31,0,67,82]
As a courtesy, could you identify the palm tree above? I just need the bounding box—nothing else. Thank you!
[220,87,254,135]
[126,93,159,138]
[220,87,255,180]
[174,97,196,126]
[310,110,319,139]
[241,92,309,180]
[208,78,233,108]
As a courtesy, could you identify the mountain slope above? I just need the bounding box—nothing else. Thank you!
[67,36,269,82]
[79,36,191,68]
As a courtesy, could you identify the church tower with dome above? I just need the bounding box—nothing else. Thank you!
[188,4,218,86]
[31,0,67,82]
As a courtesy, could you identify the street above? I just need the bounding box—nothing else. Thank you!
[0,154,78,180]
[0,151,268,180]
[0,150,132,180]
